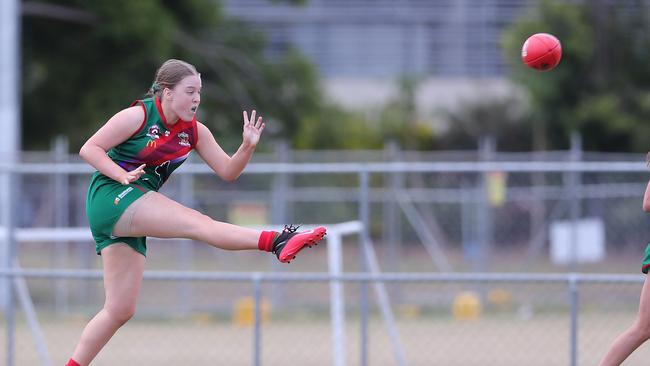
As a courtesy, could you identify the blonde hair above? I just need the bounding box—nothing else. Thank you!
[147,59,199,98]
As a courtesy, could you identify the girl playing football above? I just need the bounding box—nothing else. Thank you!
[65,59,326,366]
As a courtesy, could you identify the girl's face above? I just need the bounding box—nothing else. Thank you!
[166,74,201,121]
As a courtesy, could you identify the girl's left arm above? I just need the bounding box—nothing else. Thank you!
[195,111,265,182]
[643,177,650,212]
[644,153,650,212]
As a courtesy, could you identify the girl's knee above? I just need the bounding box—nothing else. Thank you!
[105,303,136,325]
[185,212,213,239]
[633,320,650,341]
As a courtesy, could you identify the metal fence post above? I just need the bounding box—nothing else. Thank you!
[569,133,583,272]
[4,169,16,366]
[384,141,402,272]
[53,136,70,315]
[569,274,579,366]
[478,136,495,273]
[2,165,18,366]
[359,170,370,366]
[271,140,290,226]
[178,171,195,316]
[253,273,262,366]
[0,1,21,365]
[328,229,347,366]
[270,141,290,306]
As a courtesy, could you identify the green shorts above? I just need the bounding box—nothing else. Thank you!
[86,172,151,256]
[642,243,650,274]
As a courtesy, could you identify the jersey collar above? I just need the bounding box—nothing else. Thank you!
[155,97,194,129]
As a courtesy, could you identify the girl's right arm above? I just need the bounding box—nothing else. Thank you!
[79,106,146,185]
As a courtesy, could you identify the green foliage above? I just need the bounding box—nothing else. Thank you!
[294,104,382,150]
[256,51,324,146]
[437,96,534,151]
[377,76,437,150]
[502,0,650,152]
[23,0,176,149]
[21,0,325,152]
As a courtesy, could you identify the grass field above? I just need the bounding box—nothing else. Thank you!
[5,241,650,365]
[2,310,650,366]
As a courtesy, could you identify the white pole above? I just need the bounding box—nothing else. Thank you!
[0,0,21,312]
[326,221,362,366]
[0,2,20,143]
[0,2,21,365]
[328,227,347,366]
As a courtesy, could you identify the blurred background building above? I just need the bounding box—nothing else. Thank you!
[225,0,534,78]
[223,0,536,110]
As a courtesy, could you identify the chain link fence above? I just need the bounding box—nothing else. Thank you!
[1,272,649,365]
[3,145,650,365]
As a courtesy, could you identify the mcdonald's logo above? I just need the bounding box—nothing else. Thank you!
[146,139,157,148]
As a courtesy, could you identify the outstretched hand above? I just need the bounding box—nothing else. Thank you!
[120,164,146,185]
[243,110,265,147]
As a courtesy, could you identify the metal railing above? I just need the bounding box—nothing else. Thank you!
[2,151,650,365]
[0,268,645,365]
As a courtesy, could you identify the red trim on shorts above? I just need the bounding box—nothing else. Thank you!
[131,183,147,193]
[66,359,81,366]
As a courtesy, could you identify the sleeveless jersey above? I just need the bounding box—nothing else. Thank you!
[107,97,198,191]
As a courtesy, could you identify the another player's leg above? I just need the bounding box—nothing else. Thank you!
[599,275,650,366]
[118,191,326,262]
[67,244,145,366]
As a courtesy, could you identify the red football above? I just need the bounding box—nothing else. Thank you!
[521,33,562,71]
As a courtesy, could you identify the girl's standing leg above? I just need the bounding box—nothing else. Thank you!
[600,275,650,366]
[69,244,145,366]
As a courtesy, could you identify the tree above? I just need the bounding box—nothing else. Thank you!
[377,76,437,150]
[502,0,650,152]
[21,0,324,151]
[436,95,534,151]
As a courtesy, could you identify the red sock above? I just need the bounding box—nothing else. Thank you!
[258,231,278,252]
[66,359,81,366]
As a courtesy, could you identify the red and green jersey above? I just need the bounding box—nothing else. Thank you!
[107,97,198,191]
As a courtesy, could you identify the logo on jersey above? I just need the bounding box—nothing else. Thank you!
[146,125,161,139]
[154,161,172,189]
[114,186,134,205]
[178,132,191,147]
[146,139,157,148]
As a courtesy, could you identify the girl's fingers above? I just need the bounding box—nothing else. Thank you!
[243,111,249,126]
[124,164,146,185]
[255,116,263,129]
[250,110,256,125]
